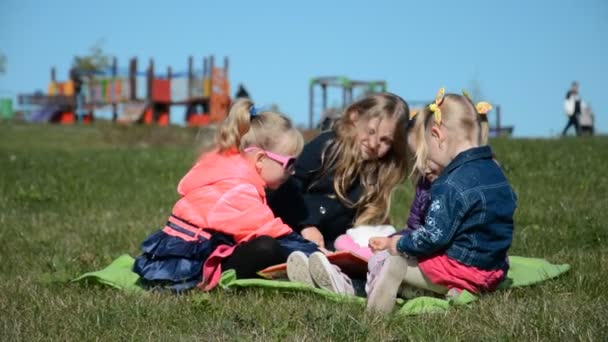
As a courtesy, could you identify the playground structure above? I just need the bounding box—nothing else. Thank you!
[487,105,514,137]
[308,76,387,130]
[18,56,231,126]
[308,76,513,136]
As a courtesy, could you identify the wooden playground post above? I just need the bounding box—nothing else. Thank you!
[165,65,172,125]
[129,57,136,101]
[188,56,193,99]
[209,55,214,120]
[51,67,56,83]
[68,67,79,122]
[209,55,215,93]
[203,57,208,80]
[496,105,502,136]
[203,56,208,116]
[147,59,154,101]
[322,83,327,114]
[112,57,117,122]
[147,59,154,124]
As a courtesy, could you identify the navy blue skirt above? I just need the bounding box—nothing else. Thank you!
[133,230,318,292]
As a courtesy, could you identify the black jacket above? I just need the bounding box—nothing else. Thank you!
[268,131,362,245]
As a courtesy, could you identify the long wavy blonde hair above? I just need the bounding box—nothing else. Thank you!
[314,93,410,226]
[215,98,303,155]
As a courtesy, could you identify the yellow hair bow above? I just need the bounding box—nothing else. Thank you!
[428,87,445,125]
[462,89,492,115]
[409,109,419,120]
[475,101,493,115]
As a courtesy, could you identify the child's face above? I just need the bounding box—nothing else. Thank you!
[252,134,298,190]
[423,159,442,182]
[353,115,397,161]
[259,150,296,190]
[425,125,451,168]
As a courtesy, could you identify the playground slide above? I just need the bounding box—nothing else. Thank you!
[28,104,61,122]
[117,101,148,123]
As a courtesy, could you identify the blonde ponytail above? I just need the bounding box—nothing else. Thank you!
[479,117,489,145]
[216,98,254,152]
[476,102,493,145]
[212,98,303,157]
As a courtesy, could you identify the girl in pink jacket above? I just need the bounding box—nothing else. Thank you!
[133,99,319,292]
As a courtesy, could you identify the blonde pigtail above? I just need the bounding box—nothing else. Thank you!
[476,102,493,145]
[216,98,254,152]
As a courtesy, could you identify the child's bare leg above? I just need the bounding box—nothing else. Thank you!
[400,258,448,295]
[366,256,447,314]
[366,255,408,314]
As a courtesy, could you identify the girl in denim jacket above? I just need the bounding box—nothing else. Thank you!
[367,89,516,314]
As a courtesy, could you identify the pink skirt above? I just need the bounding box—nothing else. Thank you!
[418,254,505,293]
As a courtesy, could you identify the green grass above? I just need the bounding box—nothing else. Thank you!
[1,122,607,341]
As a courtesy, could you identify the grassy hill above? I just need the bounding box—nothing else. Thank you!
[1,122,607,340]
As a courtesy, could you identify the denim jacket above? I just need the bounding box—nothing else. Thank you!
[397,146,517,271]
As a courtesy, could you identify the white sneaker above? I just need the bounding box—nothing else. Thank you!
[286,251,315,287]
[308,252,355,295]
[366,255,408,314]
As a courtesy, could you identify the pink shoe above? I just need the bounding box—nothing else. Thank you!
[365,250,391,295]
[334,235,373,260]
[308,252,355,295]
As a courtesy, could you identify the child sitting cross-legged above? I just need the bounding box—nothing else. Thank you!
[366,88,516,314]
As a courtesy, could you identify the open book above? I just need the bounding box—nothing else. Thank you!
[257,251,369,280]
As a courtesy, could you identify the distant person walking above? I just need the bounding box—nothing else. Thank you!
[579,104,595,136]
[562,81,584,136]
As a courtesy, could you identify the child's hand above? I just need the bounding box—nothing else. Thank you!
[369,237,390,252]
[388,236,402,256]
[301,226,325,248]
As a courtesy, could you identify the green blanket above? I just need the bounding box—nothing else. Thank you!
[72,255,570,315]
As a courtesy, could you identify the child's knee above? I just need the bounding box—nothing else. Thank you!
[250,236,282,257]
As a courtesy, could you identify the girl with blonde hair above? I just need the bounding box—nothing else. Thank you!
[268,92,410,294]
[134,99,319,292]
[366,94,493,297]
[366,88,516,313]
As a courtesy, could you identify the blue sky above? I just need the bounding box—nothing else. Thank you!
[1,0,606,137]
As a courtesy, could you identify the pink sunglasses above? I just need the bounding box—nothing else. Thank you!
[244,147,297,171]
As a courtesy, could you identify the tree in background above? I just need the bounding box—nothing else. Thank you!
[70,40,112,107]
[72,40,111,76]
